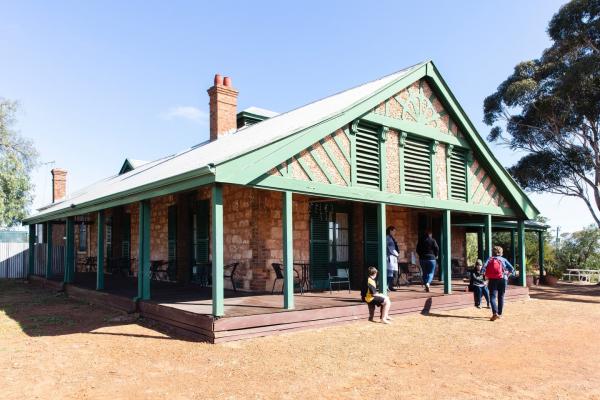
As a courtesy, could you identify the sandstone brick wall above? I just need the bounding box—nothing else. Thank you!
[452,226,467,267]
[386,130,400,193]
[71,188,466,291]
[435,143,448,200]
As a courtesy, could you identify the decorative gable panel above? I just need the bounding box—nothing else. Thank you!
[268,127,351,187]
[469,159,510,208]
[374,79,465,138]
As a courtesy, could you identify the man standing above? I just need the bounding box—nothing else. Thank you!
[386,226,399,291]
[416,230,439,292]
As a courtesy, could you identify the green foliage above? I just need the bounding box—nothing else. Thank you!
[556,225,600,270]
[466,232,479,266]
[483,0,600,227]
[0,99,38,227]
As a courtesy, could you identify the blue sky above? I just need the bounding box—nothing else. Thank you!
[1,0,585,233]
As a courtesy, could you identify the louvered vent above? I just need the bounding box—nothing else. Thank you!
[404,137,432,196]
[355,123,380,188]
[450,149,468,201]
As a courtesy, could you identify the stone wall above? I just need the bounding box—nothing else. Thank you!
[70,184,467,291]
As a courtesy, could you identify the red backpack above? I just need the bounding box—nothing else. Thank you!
[485,257,504,279]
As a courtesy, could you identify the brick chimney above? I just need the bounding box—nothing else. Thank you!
[207,74,238,141]
[51,168,67,203]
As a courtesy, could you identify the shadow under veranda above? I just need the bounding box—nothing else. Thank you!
[0,280,199,342]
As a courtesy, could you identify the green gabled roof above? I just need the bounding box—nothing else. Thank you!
[24,60,538,224]
[215,60,539,220]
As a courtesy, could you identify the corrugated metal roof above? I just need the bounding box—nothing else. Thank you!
[27,62,426,221]
[240,106,279,118]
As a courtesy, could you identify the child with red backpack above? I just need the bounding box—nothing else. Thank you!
[482,246,515,321]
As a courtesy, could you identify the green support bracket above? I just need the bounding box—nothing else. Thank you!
[446,144,454,200]
[399,131,407,194]
[283,191,294,309]
[45,223,53,279]
[442,210,452,294]
[538,231,545,279]
[518,220,527,287]
[96,210,105,290]
[28,224,35,277]
[466,151,473,203]
[379,126,388,192]
[349,121,358,186]
[212,184,224,316]
[484,214,492,261]
[377,202,387,293]
[64,217,75,283]
[137,201,151,300]
[430,141,438,198]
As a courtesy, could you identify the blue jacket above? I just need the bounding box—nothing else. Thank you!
[482,256,515,280]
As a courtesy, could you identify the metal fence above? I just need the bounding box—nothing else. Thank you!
[0,242,28,278]
[0,243,66,279]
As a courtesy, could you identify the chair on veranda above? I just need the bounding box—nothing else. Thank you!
[224,262,239,292]
[404,262,423,287]
[327,265,351,293]
[271,263,302,294]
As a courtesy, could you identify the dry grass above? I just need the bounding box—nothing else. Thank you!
[1,280,599,400]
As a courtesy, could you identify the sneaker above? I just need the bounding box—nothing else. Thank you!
[476,305,481,309]
[490,314,499,321]
[485,304,490,309]
[425,283,430,293]
[381,319,391,324]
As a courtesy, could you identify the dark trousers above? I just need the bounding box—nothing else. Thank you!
[473,285,490,307]
[488,279,506,315]
[387,271,398,288]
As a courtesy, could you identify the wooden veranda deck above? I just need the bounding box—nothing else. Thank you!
[29,273,530,343]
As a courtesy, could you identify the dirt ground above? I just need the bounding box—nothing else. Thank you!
[1,281,599,400]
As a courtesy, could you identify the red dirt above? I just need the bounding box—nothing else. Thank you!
[1,280,599,400]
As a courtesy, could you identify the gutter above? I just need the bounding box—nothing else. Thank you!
[23,165,215,225]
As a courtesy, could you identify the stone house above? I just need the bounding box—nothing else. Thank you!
[24,60,540,317]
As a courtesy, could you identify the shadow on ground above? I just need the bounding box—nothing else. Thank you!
[0,280,200,341]
[529,282,600,304]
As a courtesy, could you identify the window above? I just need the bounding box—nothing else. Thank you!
[192,200,209,266]
[78,223,87,252]
[310,203,350,289]
[403,136,432,196]
[355,123,381,188]
[449,148,468,201]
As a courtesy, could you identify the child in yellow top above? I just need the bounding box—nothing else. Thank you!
[365,266,392,324]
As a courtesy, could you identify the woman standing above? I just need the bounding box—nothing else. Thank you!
[416,230,439,292]
[386,226,399,291]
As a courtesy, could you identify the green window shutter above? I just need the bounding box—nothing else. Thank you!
[355,123,380,188]
[450,149,468,201]
[193,200,210,265]
[168,205,177,270]
[310,211,331,290]
[363,205,378,269]
[404,136,432,196]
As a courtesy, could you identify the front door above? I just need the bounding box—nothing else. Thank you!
[310,202,350,290]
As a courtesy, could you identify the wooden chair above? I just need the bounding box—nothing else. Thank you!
[271,263,301,294]
[224,262,239,292]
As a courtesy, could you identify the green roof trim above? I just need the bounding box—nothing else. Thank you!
[215,61,538,219]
